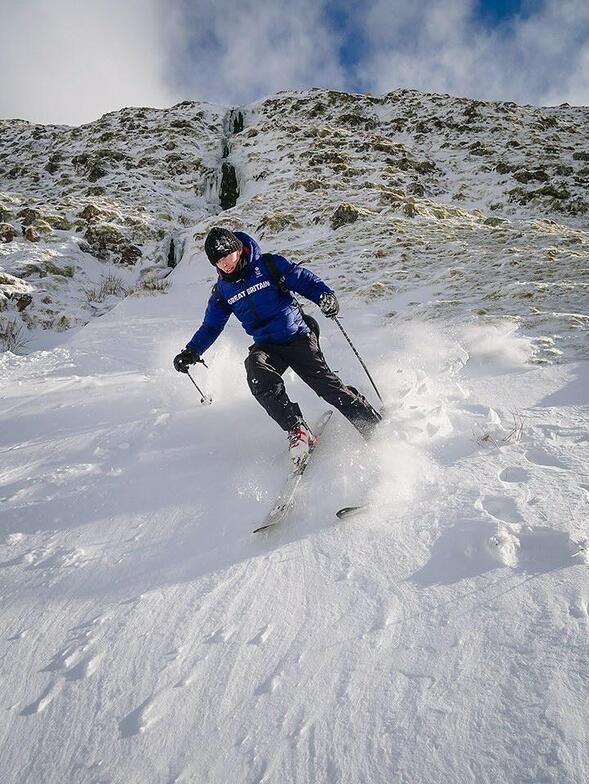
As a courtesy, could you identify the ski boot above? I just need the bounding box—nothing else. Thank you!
[288,422,316,468]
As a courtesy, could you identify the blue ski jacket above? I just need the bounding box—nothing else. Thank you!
[187,232,334,355]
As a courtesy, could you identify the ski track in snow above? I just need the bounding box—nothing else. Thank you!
[1,259,588,782]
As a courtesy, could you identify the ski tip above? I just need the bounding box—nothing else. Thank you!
[336,505,367,519]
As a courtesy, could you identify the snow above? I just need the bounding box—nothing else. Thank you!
[0,88,588,783]
[1,264,588,782]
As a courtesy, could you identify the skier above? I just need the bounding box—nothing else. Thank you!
[173,227,381,465]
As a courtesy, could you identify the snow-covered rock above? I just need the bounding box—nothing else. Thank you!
[1,88,587,356]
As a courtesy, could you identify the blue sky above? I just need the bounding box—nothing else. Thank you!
[1,0,587,125]
[476,0,526,24]
[327,0,530,78]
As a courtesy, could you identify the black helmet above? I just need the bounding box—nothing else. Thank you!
[204,227,243,266]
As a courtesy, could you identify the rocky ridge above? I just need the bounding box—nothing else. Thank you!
[0,101,226,346]
[0,88,587,359]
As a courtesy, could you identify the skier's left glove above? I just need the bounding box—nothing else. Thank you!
[319,292,339,318]
[173,347,201,373]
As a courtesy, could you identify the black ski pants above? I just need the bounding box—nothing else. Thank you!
[244,332,381,438]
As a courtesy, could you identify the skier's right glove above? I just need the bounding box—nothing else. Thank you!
[173,347,201,374]
[319,292,339,318]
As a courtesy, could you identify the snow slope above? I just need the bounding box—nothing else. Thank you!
[1,236,588,783]
[1,88,588,783]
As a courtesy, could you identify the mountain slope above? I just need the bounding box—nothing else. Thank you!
[1,88,588,355]
[0,88,588,783]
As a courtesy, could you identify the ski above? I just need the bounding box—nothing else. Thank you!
[334,402,385,521]
[336,504,369,520]
[253,410,333,533]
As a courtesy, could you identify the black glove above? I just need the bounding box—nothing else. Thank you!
[319,292,339,318]
[173,347,200,374]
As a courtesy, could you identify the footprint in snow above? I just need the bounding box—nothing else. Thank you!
[516,526,585,572]
[499,466,531,484]
[480,495,524,525]
[524,447,568,470]
[414,518,582,587]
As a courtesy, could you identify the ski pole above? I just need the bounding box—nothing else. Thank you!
[333,316,383,405]
[186,369,213,405]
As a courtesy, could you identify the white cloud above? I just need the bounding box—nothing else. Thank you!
[356,0,589,106]
[0,0,587,126]
[0,0,181,125]
[169,0,347,106]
